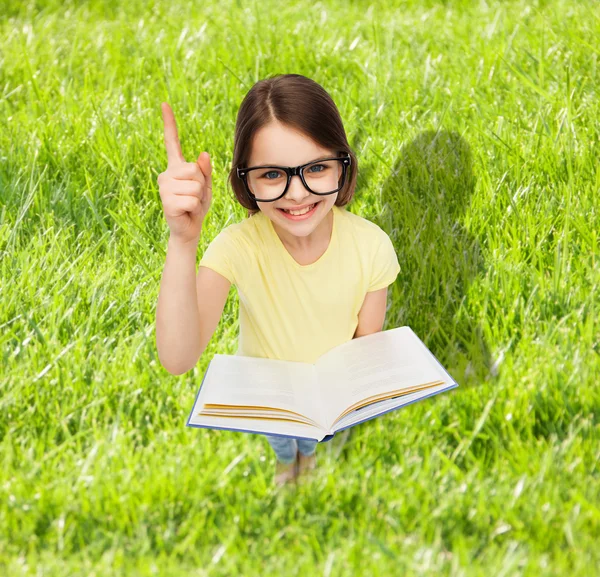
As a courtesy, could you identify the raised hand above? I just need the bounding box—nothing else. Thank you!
[157,102,213,244]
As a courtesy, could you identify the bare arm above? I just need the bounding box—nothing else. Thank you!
[155,101,222,375]
[156,236,202,375]
[352,287,388,339]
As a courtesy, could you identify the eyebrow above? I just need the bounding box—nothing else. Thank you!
[248,155,335,168]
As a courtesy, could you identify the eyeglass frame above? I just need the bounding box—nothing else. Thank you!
[236,153,352,203]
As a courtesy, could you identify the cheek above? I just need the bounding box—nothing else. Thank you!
[326,194,338,207]
[319,197,336,210]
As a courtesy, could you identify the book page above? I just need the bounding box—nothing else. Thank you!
[188,410,326,441]
[198,354,325,426]
[315,327,453,428]
[332,382,455,430]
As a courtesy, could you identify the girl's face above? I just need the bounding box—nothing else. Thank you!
[247,120,341,244]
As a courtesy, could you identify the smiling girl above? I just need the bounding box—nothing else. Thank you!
[155,74,400,487]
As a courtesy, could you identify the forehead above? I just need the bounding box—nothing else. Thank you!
[248,120,333,166]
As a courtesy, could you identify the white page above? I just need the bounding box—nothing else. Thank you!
[197,354,324,427]
[333,382,455,430]
[199,407,316,425]
[315,327,453,429]
[188,372,327,440]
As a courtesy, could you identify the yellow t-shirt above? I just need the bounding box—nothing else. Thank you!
[198,204,400,364]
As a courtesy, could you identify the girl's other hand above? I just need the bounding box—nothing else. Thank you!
[157,102,213,245]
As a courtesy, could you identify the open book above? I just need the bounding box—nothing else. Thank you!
[186,326,459,443]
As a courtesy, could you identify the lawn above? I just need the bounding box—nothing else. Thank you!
[0,0,598,575]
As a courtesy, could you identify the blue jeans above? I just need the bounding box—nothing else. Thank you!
[265,435,318,464]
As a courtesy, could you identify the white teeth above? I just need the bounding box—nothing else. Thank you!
[283,203,316,216]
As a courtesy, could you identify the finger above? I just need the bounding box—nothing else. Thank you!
[172,195,200,216]
[161,102,185,167]
[171,162,206,185]
[197,152,213,206]
[169,179,204,198]
[197,151,213,190]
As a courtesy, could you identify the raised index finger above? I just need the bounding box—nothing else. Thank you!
[161,102,185,167]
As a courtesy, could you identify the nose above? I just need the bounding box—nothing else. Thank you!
[284,173,312,202]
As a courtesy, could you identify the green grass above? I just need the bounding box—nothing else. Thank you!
[1,0,599,575]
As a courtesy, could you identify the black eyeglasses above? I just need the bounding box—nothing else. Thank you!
[236,153,351,202]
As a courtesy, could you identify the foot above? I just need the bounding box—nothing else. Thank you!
[274,459,298,487]
[296,451,317,484]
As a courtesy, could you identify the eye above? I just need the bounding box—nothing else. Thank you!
[307,164,327,174]
[261,169,284,180]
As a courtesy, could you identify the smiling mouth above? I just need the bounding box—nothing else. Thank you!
[277,201,321,215]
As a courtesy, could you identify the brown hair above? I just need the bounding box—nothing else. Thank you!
[227,74,358,217]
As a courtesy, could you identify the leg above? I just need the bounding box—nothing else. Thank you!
[297,438,318,457]
[265,434,298,464]
[296,439,318,483]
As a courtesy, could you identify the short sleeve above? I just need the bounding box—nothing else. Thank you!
[198,229,237,285]
[368,232,401,292]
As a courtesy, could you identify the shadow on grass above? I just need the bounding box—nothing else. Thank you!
[375,129,497,390]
